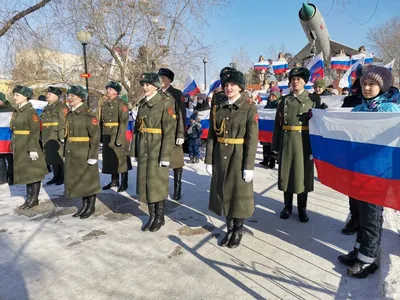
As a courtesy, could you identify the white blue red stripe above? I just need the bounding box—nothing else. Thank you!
[253,62,269,71]
[272,60,288,75]
[384,59,395,71]
[182,74,201,96]
[309,109,400,210]
[330,56,350,71]
[351,53,373,65]
[338,57,364,88]
[307,53,325,83]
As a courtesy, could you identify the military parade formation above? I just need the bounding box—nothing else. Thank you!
[0,64,398,281]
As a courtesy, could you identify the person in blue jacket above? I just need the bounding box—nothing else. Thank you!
[339,66,400,278]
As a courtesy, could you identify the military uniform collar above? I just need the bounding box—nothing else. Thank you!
[146,92,161,107]
[72,103,87,114]
[292,90,309,102]
[107,96,119,106]
[221,93,246,108]
[17,101,32,112]
[164,85,172,93]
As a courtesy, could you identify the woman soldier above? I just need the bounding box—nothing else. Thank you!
[272,67,327,223]
[41,86,69,185]
[64,86,101,219]
[205,70,259,248]
[130,73,175,232]
[11,86,48,209]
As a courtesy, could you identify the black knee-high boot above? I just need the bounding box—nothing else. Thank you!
[280,192,293,219]
[73,197,88,217]
[118,172,128,192]
[173,168,183,200]
[20,184,32,209]
[80,195,96,219]
[150,200,165,232]
[102,174,119,190]
[24,181,40,209]
[298,193,309,223]
[219,217,234,247]
[142,203,156,231]
[55,164,64,185]
[228,218,244,248]
[46,165,59,185]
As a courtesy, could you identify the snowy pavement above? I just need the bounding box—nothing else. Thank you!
[0,146,398,300]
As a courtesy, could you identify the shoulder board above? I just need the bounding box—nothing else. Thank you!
[160,91,170,100]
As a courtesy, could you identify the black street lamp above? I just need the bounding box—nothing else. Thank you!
[77,30,92,107]
[203,57,208,92]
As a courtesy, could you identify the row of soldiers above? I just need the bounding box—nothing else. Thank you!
[9,67,186,225]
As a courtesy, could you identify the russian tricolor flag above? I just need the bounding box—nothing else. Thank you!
[254,62,269,71]
[206,75,221,96]
[310,109,400,210]
[351,53,373,65]
[272,60,288,75]
[330,56,350,71]
[186,109,209,139]
[384,59,395,71]
[307,53,324,83]
[339,57,364,88]
[182,74,201,96]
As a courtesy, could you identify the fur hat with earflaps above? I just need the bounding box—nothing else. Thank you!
[47,86,63,98]
[67,85,88,101]
[288,67,310,84]
[158,68,175,82]
[140,73,161,89]
[221,70,246,91]
[12,85,33,99]
[106,81,122,94]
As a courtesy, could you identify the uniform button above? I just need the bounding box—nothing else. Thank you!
[145,153,147,156]
[302,104,305,107]
[145,141,147,143]
[224,156,227,159]
[299,121,302,124]
[299,130,302,132]
[285,106,288,108]
[226,117,229,120]
[225,131,228,133]
[284,113,287,115]
[68,151,70,153]
[285,130,288,133]
[285,122,287,124]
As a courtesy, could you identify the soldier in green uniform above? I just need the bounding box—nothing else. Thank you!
[205,70,259,249]
[210,66,236,109]
[272,67,325,223]
[158,68,186,201]
[64,86,101,219]
[0,92,15,185]
[100,81,131,192]
[130,73,175,232]
[41,86,69,185]
[11,86,48,209]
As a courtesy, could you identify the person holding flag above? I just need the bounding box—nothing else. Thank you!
[338,66,400,278]
[11,85,48,209]
[0,92,14,185]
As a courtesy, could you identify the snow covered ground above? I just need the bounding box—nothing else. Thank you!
[0,146,398,300]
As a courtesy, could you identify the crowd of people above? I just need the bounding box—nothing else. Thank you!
[0,62,399,279]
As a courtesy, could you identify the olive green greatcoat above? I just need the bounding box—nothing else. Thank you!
[64,103,101,198]
[205,94,259,218]
[41,101,69,165]
[100,97,130,174]
[130,92,175,204]
[165,85,186,169]
[10,102,48,184]
[271,91,321,194]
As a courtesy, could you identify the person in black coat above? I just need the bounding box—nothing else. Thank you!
[193,93,210,112]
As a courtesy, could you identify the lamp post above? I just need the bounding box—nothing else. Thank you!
[76,30,92,107]
[203,57,208,92]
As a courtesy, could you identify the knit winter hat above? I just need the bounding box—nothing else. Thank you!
[313,79,326,89]
[269,85,280,93]
[360,66,392,93]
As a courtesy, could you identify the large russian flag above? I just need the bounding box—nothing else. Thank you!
[254,62,269,71]
[186,109,210,139]
[0,112,13,153]
[258,109,276,143]
[182,74,201,96]
[309,109,400,210]
[206,75,221,96]
[272,60,288,75]
[307,53,324,83]
[331,56,350,71]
